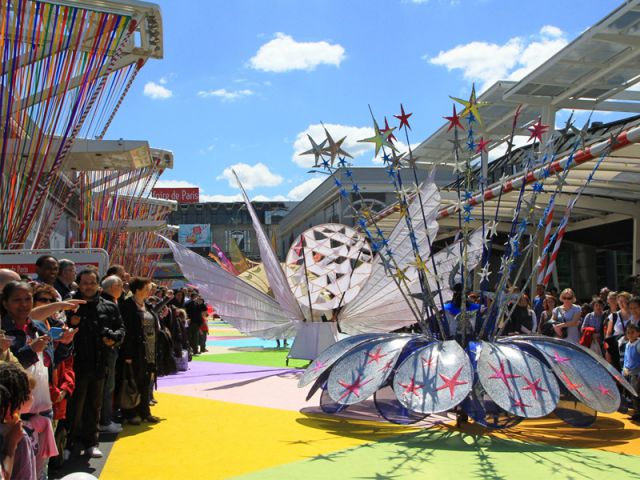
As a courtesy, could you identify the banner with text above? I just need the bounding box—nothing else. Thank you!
[152,187,199,203]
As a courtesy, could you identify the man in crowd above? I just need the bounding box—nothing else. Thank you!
[99,275,126,434]
[35,254,59,286]
[186,293,207,355]
[66,269,124,458]
[532,283,546,321]
[55,258,76,299]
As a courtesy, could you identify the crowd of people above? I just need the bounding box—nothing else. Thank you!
[502,284,640,420]
[0,256,210,479]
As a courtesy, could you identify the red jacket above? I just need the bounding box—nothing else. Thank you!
[49,356,75,420]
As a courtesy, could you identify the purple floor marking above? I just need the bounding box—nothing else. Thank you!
[157,361,301,388]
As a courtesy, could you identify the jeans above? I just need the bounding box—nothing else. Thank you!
[101,349,118,425]
[65,371,105,448]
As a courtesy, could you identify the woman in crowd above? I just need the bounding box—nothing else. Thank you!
[0,282,77,478]
[605,291,634,370]
[169,289,185,309]
[551,288,582,344]
[538,295,558,335]
[120,277,160,425]
[507,294,537,335]
[32,285,76,469]
[581,298,606,355]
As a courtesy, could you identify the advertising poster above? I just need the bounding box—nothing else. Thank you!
[178,224,211,247]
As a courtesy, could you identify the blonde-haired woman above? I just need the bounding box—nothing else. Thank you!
[552,288,582,344]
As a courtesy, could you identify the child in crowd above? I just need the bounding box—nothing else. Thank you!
[623,324,640,421]
[0,363,35,479]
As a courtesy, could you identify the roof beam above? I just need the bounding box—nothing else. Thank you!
[565,213,629,232]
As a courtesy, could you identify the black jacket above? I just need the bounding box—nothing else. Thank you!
[67,293,124,375]
[120,297,159,367]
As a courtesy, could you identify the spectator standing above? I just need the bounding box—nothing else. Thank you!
[99,276,126,434]
[581,298,606,355]
[538,295,558,335]
[120,278,160,425]
[551,288,582,344]
[35,256,59,288]
[54,260,76,300]
[623,324,640,421]
[185,294,206,355]
[532,284,546,325]
[66,269,124,459]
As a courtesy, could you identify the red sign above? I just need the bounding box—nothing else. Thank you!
[152,187,199,203]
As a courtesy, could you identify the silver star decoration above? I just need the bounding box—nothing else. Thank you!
[322,127,353,166]
[452,160,466,174]
[478,264,492,283]
[300,135,328,167]
[487,220,499,238]
[499,256,512,272]
[444,242,457,258]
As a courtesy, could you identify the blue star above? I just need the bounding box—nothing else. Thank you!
[321,158,330,169]
[463,204,473,214]
[386,249,394,258]
[334,179,342,188]
[386,166,396,178]
[519,219,528,230]
[376,227,384,238]
[467,112,477,125]
[467,140,476,152]
[541,167,552,179]
[345,169,353,178]
[371,242,380,252]
[337,157,348,168]
[463,191,473,201]
[352,184,360,193]
[463,214,473,223]
[381,237,389,247]
[340,188,349,198]
[532,182,544,193]
[358,218,367,229]
[382,153,392,165]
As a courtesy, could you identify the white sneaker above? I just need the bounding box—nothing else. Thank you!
[85,446,103,458]
[99,422,123,434]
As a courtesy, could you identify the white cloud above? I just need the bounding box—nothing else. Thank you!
[253,194,289,202]
[143,81,173,100]
[428,26,568,92]
[199,193,243,202]
[154,179,197,188]
[287,177,324,200]
[540,25,563,38]
[250,33,345,73]
[197,88,254,101]
[217,162,284,191]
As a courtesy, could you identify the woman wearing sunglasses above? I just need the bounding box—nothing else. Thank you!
[551,288,582,344]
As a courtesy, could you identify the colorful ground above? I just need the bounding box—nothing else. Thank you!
[95,320,640,479]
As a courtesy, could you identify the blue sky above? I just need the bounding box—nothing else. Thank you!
[105,0,622,202]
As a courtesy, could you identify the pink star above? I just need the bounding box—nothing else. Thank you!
[379,360,394,373]
[560,372,586,399]
[311,360,327,372]
[366,347,388,365]
[511,397,530,411]
[399,377,423,397]
[552,352,571,364]
[421,356,435,368]
[337,375,372,401]
[436,366,468,400]
[488,361,521,390]
[522,377,547,400]
[527,118,549,143]
[596,383,612,397]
